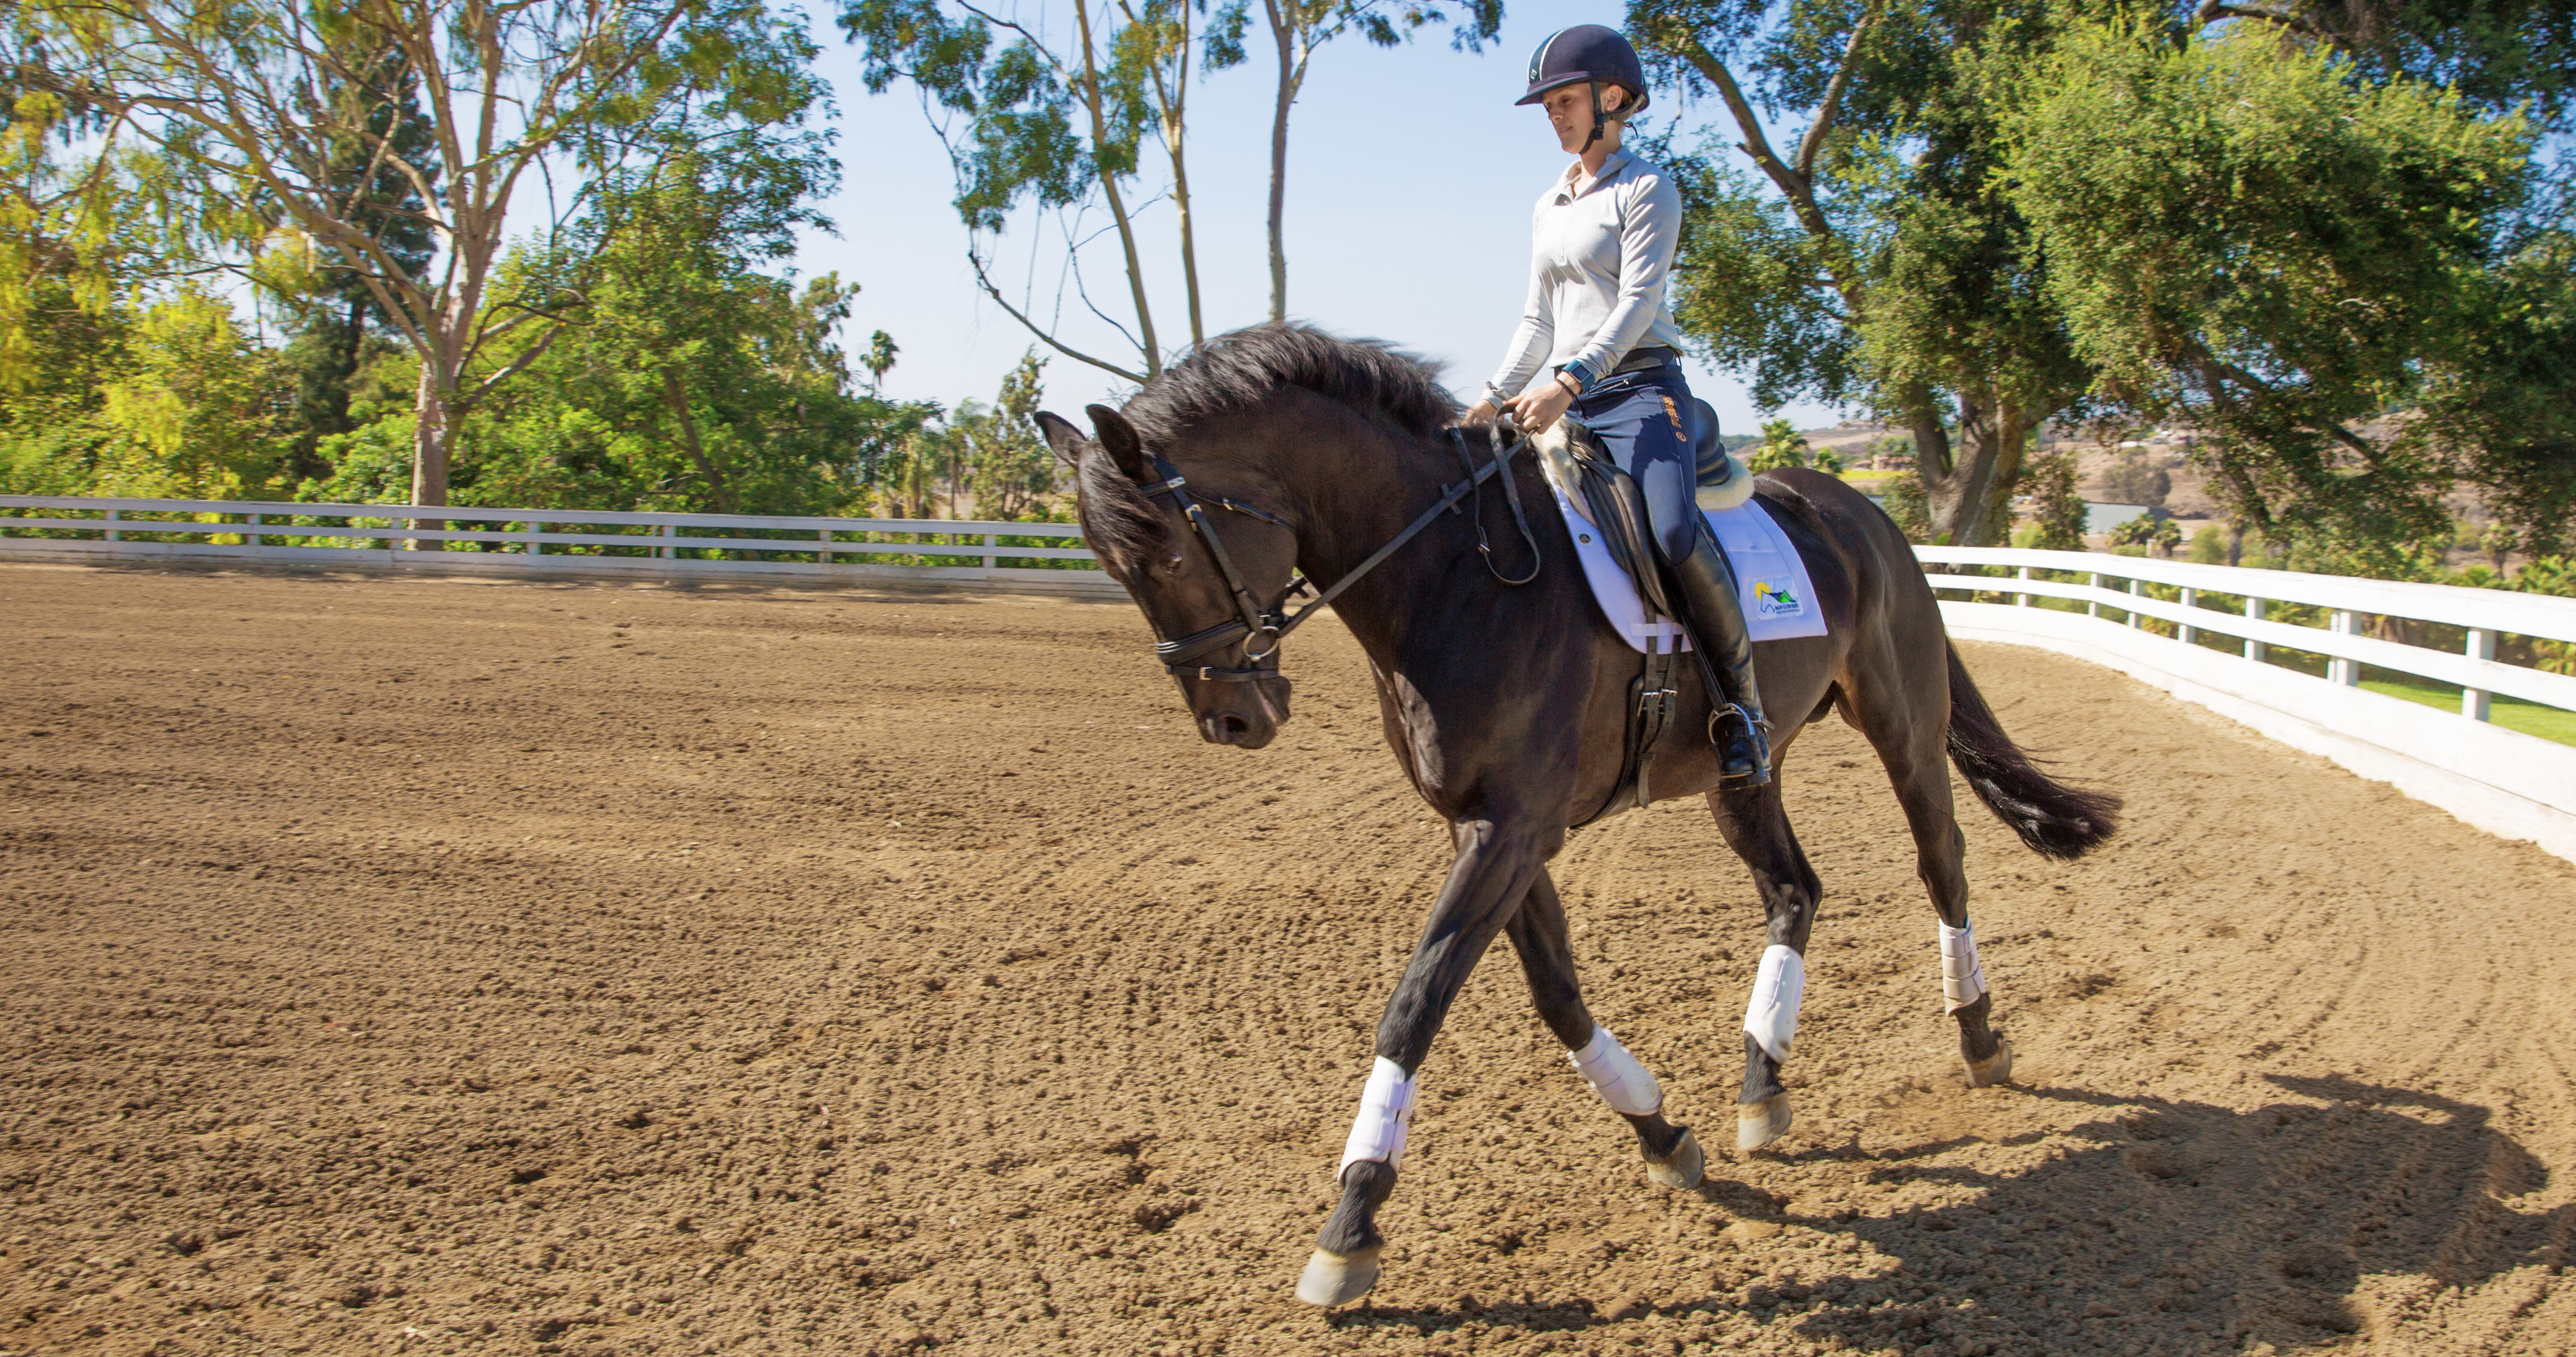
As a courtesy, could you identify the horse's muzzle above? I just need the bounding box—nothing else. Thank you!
[1190,674,1293,748]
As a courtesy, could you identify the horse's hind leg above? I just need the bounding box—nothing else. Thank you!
[1841,669,2013,1086]
[1504,868,1704,1188]
[1704,779,1825,1152]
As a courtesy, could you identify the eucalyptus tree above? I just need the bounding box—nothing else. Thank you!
[1204,0,1502,322]
[843,0,1179,382]
[2,0,831,522]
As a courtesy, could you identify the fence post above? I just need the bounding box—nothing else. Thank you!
[2015,566,2031,608]
[2244,596,2265,663]
[104,507,120,545]
[819,528,833,565]
[660,523,676,560]
[2178,587,2198,645]
[2329,609,2358,685]
[983,533,999,570]
[2088,571,2101,618]
[2129,578,2144,629]
[245,512,262,550]
[2463,627,2495,721]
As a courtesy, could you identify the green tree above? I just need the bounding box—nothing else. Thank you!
[1633,0,2565,553]
[6,0,830,520]
[88,288,294,498]
[961,351,1055,519]
[2021,449,2087,552]
[436,153,930,518]
[1747,416,1811,472]
[1635,0,2089,546]
[1997,21,2541,563]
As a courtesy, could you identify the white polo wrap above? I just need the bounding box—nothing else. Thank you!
[1337,1057,1420,1177]
[1742,944,1805,1063]
[1567,1023,1664,1117]
[1940,919,1988,1011]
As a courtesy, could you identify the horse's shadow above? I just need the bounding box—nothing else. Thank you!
[1332,1076,2570,1353]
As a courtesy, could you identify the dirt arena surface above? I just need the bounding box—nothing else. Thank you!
[4,561,2574,1357]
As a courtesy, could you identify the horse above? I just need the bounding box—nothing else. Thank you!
[1033,323,2120,1308]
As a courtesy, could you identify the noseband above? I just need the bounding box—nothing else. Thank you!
[1138,424,1543,683]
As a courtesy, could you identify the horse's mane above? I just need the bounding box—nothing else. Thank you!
[1122,322,1459,445]
[1079,323,1460,571]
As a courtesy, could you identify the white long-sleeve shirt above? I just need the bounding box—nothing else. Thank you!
[1486,149,1686,398]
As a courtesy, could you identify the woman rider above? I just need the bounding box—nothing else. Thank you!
[1462,24,1771,788]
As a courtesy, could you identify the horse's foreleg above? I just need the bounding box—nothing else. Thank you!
[1504,868,1704,1188]
[1298,813,1545,1309]
[1705,782,1823,1152]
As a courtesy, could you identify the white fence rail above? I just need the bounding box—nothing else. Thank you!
[7,497,2572,859]
[1918,545,2576,864]
[0,495,1123,596]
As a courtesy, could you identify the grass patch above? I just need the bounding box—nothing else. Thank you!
[2359,675,2576,747]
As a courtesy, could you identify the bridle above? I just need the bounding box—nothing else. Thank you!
[1136,421,1545,683]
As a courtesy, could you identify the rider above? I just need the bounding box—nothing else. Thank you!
[1462,23,1771,787]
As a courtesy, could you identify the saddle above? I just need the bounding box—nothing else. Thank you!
[1556,399,1747,826]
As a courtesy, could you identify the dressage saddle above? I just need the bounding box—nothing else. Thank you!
[1562,397,1742,825]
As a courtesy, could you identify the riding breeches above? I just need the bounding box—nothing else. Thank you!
[1569,363,1701,563]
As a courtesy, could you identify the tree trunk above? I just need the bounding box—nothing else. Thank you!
[1912,390,2034,546]
[1264,0,1299,323]
[409,354,455,546]
[661,367,735,514]
[1072,3,1160,376]
[1168,111,1204,348]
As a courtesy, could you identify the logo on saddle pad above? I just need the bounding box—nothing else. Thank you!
[1752,579,1804,618]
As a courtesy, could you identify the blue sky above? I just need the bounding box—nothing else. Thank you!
[791,1,1846,436]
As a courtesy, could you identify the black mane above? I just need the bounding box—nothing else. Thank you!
[1077,324,1459,572]
[1121,322,1459,446]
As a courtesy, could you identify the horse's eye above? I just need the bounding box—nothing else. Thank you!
[1162,553,1186,574]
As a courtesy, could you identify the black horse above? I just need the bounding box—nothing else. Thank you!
[1035,324,2118,1308]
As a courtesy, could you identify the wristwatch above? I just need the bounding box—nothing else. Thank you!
[1554,361,1596,395]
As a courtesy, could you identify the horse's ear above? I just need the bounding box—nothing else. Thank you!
[1085,404,1151,483]
[1034,410,1089,468]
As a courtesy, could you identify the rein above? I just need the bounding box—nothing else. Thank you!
[1143,423,1543,682]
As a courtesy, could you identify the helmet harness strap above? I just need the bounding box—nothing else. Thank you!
[1582,79,1605,151]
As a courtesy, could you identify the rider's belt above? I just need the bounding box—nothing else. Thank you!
[1611,346,1679,375]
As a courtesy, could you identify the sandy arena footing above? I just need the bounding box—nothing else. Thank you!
[3,562,2573,1356]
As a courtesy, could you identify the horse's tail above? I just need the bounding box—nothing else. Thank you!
[1944,642,2122,860]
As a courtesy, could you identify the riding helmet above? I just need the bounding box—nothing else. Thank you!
[1515,24,1652,119]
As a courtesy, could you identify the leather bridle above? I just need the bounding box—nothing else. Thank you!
[1136,423,1543,683]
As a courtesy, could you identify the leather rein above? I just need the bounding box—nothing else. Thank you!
[1143,422,1544,682]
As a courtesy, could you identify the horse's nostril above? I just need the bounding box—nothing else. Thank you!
[1219,713,1251,736]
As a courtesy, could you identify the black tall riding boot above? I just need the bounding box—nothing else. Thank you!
[1664,525,1773,787]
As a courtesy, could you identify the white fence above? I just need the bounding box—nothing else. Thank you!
[1918,546,2576,864]
[7,497,2573,859]
[0,495,1125,597]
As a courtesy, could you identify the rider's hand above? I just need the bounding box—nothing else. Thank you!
[1463,399,1500,426]
[1508,376,1576,433]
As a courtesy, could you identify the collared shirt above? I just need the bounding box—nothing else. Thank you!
[1487,149,1686,398]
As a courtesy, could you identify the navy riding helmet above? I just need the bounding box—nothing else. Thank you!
[1517,25,1651,148]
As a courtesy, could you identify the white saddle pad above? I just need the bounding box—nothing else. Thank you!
[1537,449,1829,654]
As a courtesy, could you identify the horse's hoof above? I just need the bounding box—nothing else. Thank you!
[1737,1093,1793,1152]
[1962,1036,2014,1088]
[1295,1244,1381,1308]
[1644,1126,1705,1190]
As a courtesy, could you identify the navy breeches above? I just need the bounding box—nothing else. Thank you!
[1570,365,1699,562]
